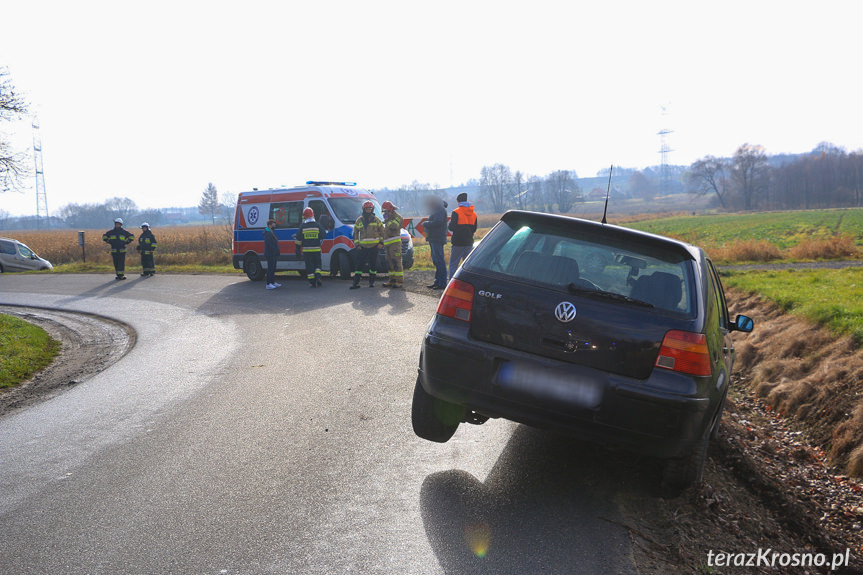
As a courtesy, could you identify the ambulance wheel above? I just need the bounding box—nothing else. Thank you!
[243,253,265,281]
[336,251,351,280]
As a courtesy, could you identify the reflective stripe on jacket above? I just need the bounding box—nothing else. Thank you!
[353,215,384,247]
[295,221,326,253]
[103,228,135,252]
[383,211,403,245]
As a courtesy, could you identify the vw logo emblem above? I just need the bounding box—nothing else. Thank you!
[554,302,577,323]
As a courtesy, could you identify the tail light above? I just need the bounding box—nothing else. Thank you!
[655,330,712,376]
[437,279,475,322]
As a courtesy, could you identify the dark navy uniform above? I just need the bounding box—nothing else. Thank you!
[295,218,326,287]
[102,224,135,279]
[137,227,157,276]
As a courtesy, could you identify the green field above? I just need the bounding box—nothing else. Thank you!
[627,207,863,250]
[723,267,863,344]
[0,314,61,388]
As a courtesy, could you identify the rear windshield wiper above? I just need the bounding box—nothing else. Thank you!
[567,283,654,308]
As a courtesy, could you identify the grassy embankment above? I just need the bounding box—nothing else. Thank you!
[0,314,60,388]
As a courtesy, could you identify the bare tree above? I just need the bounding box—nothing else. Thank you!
[546,170,579,213]
[527,175,546,211]
[0,68,29,192]
[480,164,512,212]
[198,182,221,224]
[512,170,528,210]
[686,156,729,208]
[731,144,769,211]
[106,197,138,222]
[220,191,237,222]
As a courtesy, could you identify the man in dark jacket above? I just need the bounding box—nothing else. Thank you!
[263,219,281,290]
[423,195,448,290]
[136,223,158,277]
[102,218,135,280]
[447,192,477,280]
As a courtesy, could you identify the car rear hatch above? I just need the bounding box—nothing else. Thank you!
[460,213,700,381]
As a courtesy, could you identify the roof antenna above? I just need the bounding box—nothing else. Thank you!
[601,164,613,224]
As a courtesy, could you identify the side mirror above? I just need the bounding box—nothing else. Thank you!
[731,314,754,333]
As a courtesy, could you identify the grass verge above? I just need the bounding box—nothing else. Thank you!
[0,314,61,388]
[723,267,863,344]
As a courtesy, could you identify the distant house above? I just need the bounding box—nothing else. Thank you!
[588,188,607,201]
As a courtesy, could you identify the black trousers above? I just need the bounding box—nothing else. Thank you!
[141,252,155,274]
[111,251,126,276]
[352,246,379,284]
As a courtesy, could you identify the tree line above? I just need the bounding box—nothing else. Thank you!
[687,142,863,211]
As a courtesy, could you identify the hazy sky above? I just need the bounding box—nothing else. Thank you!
[1,0,861,216]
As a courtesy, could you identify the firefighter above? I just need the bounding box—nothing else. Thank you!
[137,223,157,277]
[350,201,384,289]
[381,201,404,288]
[102,218,135,280]
[295,207,326,288]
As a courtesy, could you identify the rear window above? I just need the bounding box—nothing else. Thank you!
[467,219,696,314]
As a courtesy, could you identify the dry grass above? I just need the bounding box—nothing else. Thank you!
[788,234,860,260]
[729,289,863,477]
[708,239,783,263]
[11,225,233,268]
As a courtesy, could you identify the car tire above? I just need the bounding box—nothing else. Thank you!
[662,428,709,492]
[710,392,727,441]
[336,250,351,280]
[243,252,265,281]
[412,375,464,443]
[402,248,414,270]
[0,263,4,273]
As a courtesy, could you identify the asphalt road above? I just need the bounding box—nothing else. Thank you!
[0,273,636,575]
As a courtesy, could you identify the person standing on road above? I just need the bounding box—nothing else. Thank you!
[295,208,326,288]
[423,195,448,290]
[102,218,135,280]
[137,223,158,277]
[263,219,281,290]
[381,201,404,289]
[350,201,384,289]
[448,192,477,280]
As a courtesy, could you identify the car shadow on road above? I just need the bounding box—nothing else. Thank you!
[420,425,659,575]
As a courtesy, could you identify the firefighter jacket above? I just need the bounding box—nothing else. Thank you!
[353,213,384,248]
[102,227,135,253]
[138,230,157,254]
[383,210,403,246]
[295,220,326,253]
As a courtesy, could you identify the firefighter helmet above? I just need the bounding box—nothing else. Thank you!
[303,207,314,219]
[381,201,397,211]
[362,201,374,210]
[140,222,150,229]
[114,218,123,224]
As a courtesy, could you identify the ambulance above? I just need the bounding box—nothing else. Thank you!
[232,182,413,281]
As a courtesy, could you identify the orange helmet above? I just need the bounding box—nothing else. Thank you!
[362,201,374,209]
[303,207,314,219]
[381,201,397,211]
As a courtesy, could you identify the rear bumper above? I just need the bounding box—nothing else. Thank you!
[419,316,714,459]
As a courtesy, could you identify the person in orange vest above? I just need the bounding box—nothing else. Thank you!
[448,192,477,280]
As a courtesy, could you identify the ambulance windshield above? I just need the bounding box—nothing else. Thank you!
[329,197,383,223]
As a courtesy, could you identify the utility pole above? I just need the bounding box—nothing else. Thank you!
[658,104,673,196]
[32,117,48,228]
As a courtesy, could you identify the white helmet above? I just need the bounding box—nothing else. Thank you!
[141,222,150,228]
[114,218,123,224]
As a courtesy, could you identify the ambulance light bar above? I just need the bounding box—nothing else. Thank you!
[306,181,357,186]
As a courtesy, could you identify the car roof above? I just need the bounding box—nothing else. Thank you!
[498,210,703,261]
[0,237,22,243]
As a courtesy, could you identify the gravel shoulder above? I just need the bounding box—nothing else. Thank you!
[0,305,135,417]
